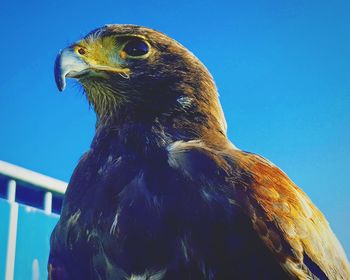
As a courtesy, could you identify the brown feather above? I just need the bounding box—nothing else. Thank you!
[232,151,350,279]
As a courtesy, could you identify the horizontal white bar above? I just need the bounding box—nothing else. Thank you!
[0,160,67,194]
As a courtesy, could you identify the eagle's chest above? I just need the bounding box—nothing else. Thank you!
[53,142,260,279]
[60,150,184,255]
[65,147,179,216]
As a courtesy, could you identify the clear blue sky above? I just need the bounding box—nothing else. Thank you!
[1,0,349,256]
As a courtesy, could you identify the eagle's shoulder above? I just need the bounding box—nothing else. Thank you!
[167,140,231,179]
[167,140,350,280]
[230,150,350,280]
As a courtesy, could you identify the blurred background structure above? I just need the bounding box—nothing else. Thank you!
[0,161,66,280]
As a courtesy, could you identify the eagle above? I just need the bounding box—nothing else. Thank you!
[49,24,350,280]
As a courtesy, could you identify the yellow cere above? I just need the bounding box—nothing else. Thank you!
[75,36,121,67]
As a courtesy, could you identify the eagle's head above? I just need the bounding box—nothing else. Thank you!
[55,25,226,141]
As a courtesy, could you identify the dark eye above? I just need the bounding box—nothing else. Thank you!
[77,48,86,55]
[123,39,149,57]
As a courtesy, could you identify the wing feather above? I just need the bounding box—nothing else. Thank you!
[168,140,350,279]
[234,151,350,279]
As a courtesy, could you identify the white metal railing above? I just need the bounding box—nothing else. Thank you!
[0,161,67,280]
[0,160,68,215]
[0,161,67,194]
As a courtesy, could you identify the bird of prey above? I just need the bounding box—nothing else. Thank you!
[50,24,350,280]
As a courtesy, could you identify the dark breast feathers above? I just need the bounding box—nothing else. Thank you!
[48,129,349,280]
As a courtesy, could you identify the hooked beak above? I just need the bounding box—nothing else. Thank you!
[54,48,131,92]
[54,48,89,92]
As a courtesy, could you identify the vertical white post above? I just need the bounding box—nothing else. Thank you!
[32,258,40,280]
[44,192,52,214]
[7,179,16,203]
[5,180,18,280]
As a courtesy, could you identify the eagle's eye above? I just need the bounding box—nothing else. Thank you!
[77,47,86,55]
[123,39,149,57]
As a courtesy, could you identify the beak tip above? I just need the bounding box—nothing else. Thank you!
[55,77,66,92]
[58,85,65,92]
[54,52,66,92]
[54,75,66,92]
